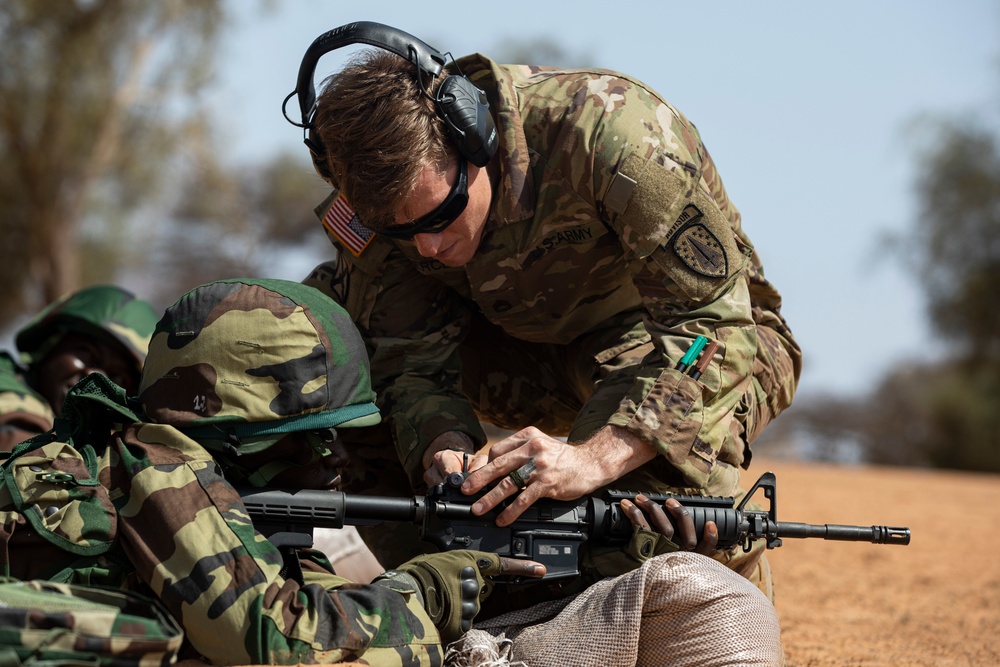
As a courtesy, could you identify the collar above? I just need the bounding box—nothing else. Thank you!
[454,54,535,228]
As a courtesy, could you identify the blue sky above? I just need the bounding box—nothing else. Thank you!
[213,1,1000,398]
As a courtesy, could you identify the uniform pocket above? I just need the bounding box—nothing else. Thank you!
[627,368,714,488]
[4,442,115,556]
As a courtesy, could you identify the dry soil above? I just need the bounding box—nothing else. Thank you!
[746,458,1000,666]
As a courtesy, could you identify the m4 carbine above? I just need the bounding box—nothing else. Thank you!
[239,471,910,581]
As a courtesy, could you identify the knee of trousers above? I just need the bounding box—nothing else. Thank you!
[712,542,774,603]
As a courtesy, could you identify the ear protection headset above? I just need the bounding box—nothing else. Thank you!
[282,21,499,181]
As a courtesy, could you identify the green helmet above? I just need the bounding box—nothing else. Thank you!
[16,285,158,373]
[139,278,380,453]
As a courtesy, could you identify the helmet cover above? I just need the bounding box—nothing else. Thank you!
[139,278,379,450]
[16,285,157,373]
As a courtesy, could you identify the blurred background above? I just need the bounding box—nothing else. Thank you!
[2,0,998,473]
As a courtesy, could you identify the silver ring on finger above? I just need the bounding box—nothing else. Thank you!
[507,457,537,490]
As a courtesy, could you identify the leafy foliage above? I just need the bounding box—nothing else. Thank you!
[0,1,333,333]
[768,113,1000,472]
[141,146,332,307]
[0,0,223,325]
[907,120,1000,360]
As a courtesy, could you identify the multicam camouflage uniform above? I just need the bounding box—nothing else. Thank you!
[306,55,801,594]
[0,279,445,666]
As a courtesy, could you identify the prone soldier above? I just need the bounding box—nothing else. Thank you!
[10,284,158,421]
[0,279,542,665]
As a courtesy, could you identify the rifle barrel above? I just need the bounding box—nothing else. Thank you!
[776,522,911,545]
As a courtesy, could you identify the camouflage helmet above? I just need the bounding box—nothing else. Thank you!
[15,285,158,374]
[138,278,379,452]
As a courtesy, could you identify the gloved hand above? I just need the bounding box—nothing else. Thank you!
[374,551,503,642]
[626,524,682,563]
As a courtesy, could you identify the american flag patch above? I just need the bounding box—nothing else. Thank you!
[321,193,374,256]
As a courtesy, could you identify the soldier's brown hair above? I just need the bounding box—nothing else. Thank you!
[313,49,455,230]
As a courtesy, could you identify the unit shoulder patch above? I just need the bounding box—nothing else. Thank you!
[671,223,728,278]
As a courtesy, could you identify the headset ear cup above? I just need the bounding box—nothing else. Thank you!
[305,128,336,184]
[436,76,498,167]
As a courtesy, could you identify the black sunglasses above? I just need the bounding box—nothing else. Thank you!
[373,157,469,240]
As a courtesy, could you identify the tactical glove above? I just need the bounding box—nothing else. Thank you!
[626,524,681,563]
[373,551,501,642]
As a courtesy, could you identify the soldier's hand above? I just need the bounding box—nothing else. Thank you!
[620,495,719,557]
[422,432,485,488]
[385,551,544,642]
[460,426,611,526]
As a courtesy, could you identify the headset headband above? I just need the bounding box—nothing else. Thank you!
[290,21,448,129]
[284,20,498,178]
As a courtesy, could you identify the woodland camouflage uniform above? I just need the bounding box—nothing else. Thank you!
[0,352,54,446]
[0,279,449,666]
[307,55,801,594]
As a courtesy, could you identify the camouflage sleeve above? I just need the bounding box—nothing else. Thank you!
[0,352,54,438]
[305,249,486,489]
[559,73,759,490]
[114,425,443,665]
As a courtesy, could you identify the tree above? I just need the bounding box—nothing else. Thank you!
[870,115,1000,471]
[905,119,1000,361]
[140,146,333,306]
[489,37,594,68]
[0,0,223,327]
[765,113,1000,472]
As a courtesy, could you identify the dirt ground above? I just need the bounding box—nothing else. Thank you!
[745,458,1000,666]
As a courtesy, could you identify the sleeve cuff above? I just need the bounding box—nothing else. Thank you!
[392,400,486,489]
[609,367,715,489]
